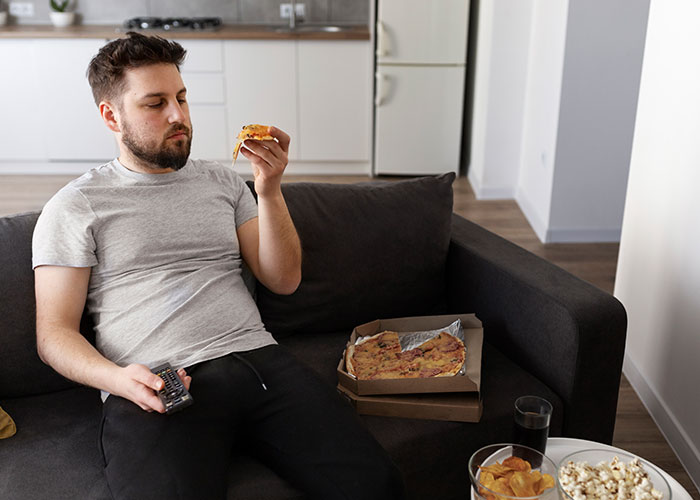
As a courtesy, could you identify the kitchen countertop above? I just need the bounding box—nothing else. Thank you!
[0,23,370,40]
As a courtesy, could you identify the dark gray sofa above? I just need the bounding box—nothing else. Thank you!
[0,173,627,500]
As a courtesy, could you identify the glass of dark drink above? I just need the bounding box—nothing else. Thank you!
[513,395,552,467]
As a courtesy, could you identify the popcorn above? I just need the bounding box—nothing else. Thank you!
[558,456,664,500]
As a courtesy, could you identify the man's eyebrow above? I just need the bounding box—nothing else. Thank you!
[139,88,187,100]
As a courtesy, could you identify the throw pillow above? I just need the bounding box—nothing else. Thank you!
[0,212,83,398]
[253,173,455,336]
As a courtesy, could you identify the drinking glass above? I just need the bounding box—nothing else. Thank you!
[513,395,552,467]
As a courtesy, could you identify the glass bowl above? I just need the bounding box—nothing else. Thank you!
[557,449,672,500]
[469,444,560,500]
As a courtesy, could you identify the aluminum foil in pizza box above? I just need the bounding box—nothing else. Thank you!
[337,313,483,397]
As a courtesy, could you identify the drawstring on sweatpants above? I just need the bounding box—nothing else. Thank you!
[230,352,268,391]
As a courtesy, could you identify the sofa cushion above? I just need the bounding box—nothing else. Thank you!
[0,212,80,398]
[254,173,456,337]
[0,387,111,500]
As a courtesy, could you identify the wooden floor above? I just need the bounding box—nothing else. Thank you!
[1,173,697,498]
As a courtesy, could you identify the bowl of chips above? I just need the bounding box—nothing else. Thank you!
[557,449,671,500]
[468,444,558,500]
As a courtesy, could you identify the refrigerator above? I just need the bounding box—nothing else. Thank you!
[373,0,470,176]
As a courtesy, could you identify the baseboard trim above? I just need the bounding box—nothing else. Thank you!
[467,170,516,200]
[546,227,621,243]
[623,354,700,493]
[514,188,548,243]
[514,187,622,243]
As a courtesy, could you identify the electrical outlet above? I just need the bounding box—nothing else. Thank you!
[280,4,292,19]
[280,3,306,19]
[9,2,35,17]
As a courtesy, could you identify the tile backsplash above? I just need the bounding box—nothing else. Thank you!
[7,0,370,26]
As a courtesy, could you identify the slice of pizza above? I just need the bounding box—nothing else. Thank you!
[346,331,401,380]
[232,124,275,162]
[417,331,466,377]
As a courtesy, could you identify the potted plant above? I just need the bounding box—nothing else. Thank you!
[49,0,75,27]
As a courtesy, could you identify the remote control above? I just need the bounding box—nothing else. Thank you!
[151,363,194,414]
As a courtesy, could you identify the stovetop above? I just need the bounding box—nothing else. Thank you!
[123,17,223,31]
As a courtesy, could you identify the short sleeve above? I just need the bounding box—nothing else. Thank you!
[32,186,98,269]
[232,173,258,228]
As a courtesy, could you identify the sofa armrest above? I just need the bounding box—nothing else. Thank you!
[446,214,626,443]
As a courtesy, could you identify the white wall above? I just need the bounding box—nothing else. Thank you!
[469,0,533,200]
[515,0,569,242]
[470,0,649,243]
[615,0,700,489]
[548,0,649,243]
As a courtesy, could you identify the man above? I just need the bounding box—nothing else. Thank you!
[32,32,405,500]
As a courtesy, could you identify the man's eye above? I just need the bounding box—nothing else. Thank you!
[178,98,187,105]
[147,101,163,108]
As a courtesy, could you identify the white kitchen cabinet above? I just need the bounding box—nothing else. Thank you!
[178,40,224,73]
[188,105,229,161]
[297,41,371,161]
[176,40,230,160]
[0,41,47,161]
[33,39,117,161]
[1,37,372,173]
[223,41,299,160]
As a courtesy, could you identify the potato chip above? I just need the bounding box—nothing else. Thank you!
[478,456,555,499]
[510,471,537,497]
[480,471,496,485]
[537,473,555,494]
[479,463,517,478]
[478,486,497,500]
[503,456,531,472]
[491,477,514,496]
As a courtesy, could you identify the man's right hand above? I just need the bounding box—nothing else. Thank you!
[111,364,191,413]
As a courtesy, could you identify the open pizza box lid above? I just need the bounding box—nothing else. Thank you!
[337,313,483,396]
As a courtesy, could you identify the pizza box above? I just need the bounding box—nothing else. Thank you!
[337,313,483,396]
[337,383,483,423]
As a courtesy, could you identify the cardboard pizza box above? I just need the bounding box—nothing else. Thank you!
[337,313,483,396]
[337,383,483,423]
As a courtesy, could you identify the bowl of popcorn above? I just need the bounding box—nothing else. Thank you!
[469,444,559,500]
[557,449,672,500]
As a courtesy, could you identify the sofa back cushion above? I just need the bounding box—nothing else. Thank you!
[254,173,455,337]
[0,212,83,398]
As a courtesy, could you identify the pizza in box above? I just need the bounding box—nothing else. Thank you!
[345,330,466,380]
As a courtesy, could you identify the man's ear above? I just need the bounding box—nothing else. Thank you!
[99,101,121,133]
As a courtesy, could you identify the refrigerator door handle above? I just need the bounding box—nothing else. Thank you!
[375,72,389,107]
[376,20,389,57]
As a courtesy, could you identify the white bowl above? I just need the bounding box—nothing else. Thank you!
[557,449,672,500]
[469,444,559,500]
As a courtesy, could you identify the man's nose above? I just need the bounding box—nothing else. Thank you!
[168,100,186,124]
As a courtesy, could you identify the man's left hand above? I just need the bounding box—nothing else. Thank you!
[239,126,290,198]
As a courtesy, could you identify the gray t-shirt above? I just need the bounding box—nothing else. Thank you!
[32,159,276,372]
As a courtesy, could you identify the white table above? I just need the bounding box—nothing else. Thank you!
[546,437,691,500]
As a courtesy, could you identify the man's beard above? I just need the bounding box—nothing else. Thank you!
[121,121,193,171]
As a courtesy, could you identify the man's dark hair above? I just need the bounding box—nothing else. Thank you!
[86,31,187,106]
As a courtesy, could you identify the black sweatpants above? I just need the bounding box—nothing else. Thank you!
[99,345,406,500]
